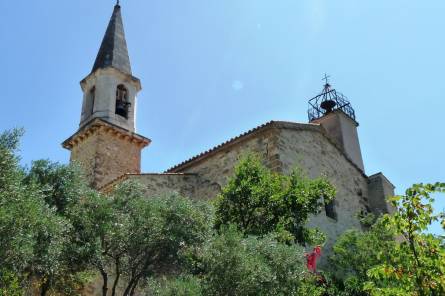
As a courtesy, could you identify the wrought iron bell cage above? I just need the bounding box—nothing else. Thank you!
[308,83,356,122]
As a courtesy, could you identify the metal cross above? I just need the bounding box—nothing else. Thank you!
[117,0,120,5]
[322,73,330,85]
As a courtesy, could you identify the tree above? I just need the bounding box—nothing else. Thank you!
[149,275,203,296]
[0,129,48,294]
[24,159,99,296]
[158,225,308,296]
[214,154,336,245]
[75,180,213,296]
[0,129,97,296]
[328,217,397,295]
[199,226,307,296]
[25,159,88,214]
[329,183,445,296]
[364,183,445,296]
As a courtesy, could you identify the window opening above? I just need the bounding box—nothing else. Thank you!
[115,84,130,118]
[325,200,337,220]
[89,86,96,115]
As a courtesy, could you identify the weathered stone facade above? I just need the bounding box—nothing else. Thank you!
[63,119,150,188]
[61,4,396,294]
[108,120,393,253]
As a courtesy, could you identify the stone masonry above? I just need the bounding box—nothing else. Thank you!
[103,121,394,254]
[63,119,150,188]
[61,4,396,294]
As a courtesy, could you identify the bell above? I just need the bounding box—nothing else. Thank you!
[320,100,336,113]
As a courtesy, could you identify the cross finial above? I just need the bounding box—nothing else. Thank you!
[116,0,120,6]
[322,73,330,85]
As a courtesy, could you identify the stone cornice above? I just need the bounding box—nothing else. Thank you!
[311,109,360,127]
[80,67,142,92]
[62,118,150,150]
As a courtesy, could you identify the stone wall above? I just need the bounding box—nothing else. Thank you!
[312,110,365,171]
[70,130,98,184]
[368,173,395,215]
[170,122,369,254]
[172,124,282,199]
[126,173,199,198]
[66,120,149,189]
[276,127,369,252]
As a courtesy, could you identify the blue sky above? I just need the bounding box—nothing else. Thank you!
[0,1,443,234]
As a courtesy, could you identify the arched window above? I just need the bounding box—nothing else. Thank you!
[115,84,130,118]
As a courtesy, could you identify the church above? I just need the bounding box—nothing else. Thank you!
[62,3,394,248]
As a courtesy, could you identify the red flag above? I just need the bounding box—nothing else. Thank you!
[306,246,322,272]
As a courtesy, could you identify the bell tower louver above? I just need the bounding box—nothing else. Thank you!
[63,3,150,189]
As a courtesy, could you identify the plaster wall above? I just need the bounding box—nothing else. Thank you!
[80,68,139,132]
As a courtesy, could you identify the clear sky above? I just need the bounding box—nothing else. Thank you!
[1,0,443,234]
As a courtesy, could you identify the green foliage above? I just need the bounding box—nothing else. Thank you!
[25,159,88,214]
[0,269,22,296]
[149,275,203,296]
[364,183,445,296]
[187,225,307,296]
[24,159,97,296]
[328,218,397,295]
[214,154,336,245]
[75,180,214,296]
[329,183,445,296]
[0,129,98,295]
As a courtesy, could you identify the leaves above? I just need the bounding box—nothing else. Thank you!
[76,180,214,295]
[214,154,336,245]
[0,129,101,295]
[329,183,445,296]
[190,225,307,296]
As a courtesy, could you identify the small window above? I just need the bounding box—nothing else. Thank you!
[115,84,130,118]
[89,86,95,115]
[84,86,95,117]
[325,200,337,220]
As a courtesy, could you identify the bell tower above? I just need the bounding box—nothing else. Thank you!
[63,3,150,189]
[308,76,365,172]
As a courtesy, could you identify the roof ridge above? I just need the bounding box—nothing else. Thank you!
[164,120,368,179]
[165,120,317,173]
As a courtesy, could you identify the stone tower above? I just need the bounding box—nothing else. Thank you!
[308,80,365,171]
[63,3,150,189]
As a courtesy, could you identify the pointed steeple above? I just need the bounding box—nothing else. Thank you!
[92,3,132,75]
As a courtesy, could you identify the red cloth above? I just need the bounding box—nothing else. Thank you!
[306,246,322,272]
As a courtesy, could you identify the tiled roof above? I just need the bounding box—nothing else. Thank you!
[165,121,276,172]
[166,121,324,173]
[165,120,367,177]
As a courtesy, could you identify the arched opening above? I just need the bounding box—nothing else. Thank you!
[115,84,130,118]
